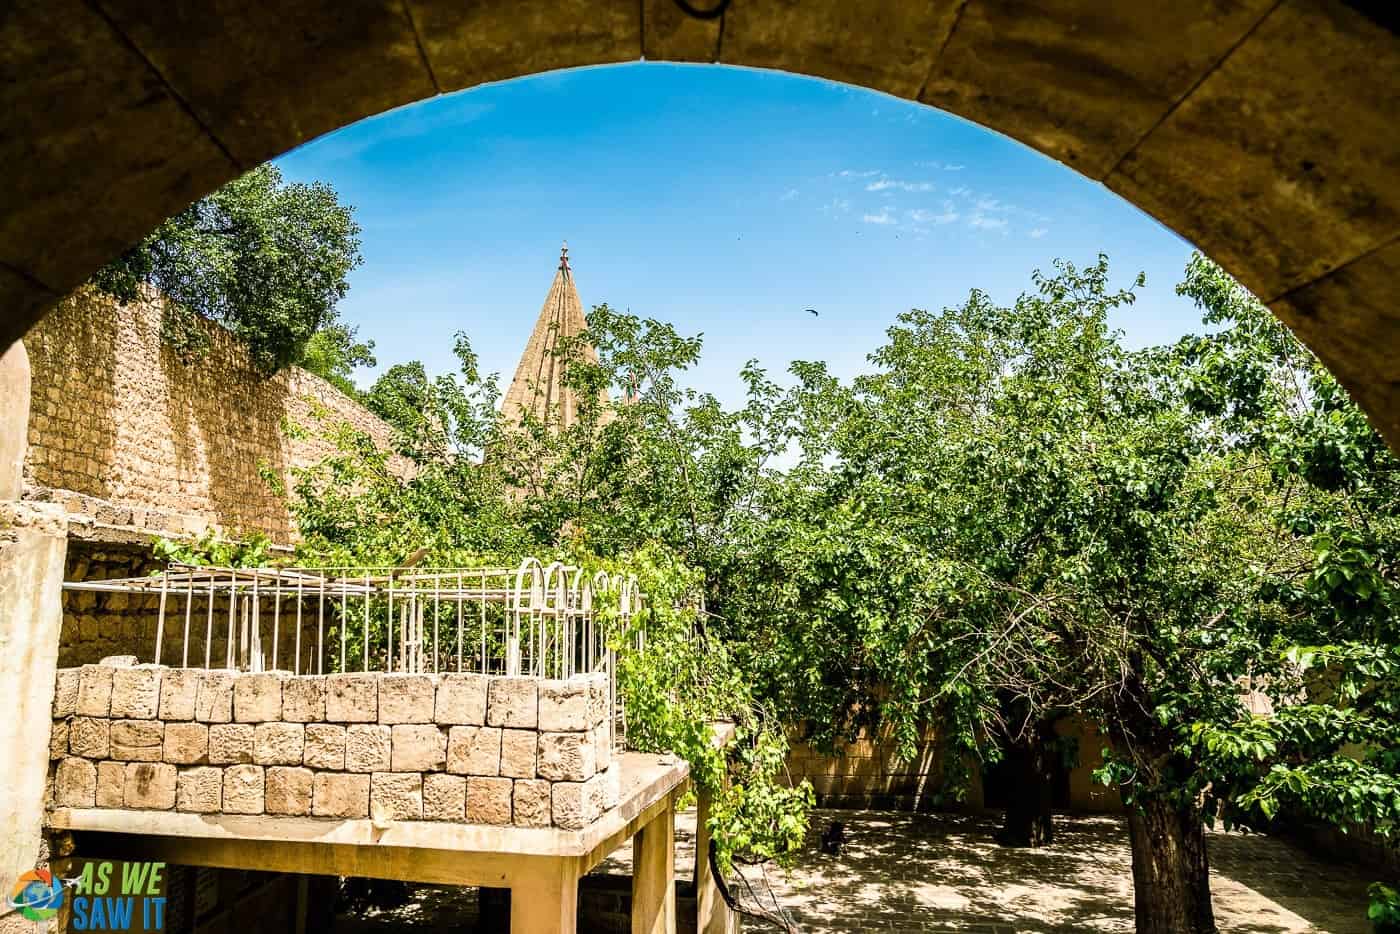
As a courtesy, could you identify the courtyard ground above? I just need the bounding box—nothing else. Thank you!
[336,808,1371,933]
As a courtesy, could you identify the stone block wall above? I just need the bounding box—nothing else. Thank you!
[23,285,410,545]
[49,664,619,831]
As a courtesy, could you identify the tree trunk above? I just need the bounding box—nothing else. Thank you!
[1127,798,1217,934]
[996,731,1055,847]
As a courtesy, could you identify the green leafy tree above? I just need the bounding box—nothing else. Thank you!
[91,163,363,374]
[300,322,376,397]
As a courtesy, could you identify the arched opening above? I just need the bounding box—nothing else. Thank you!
[2,1,1398,442]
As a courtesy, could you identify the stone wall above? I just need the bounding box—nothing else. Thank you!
[23,286,408,545]
[787,716,1122,814]
[49,664,618,830]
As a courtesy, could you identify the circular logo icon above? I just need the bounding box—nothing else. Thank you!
[8,869,64,921]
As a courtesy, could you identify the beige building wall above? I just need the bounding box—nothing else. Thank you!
[23,286,406,546]
[788,716,1122,814]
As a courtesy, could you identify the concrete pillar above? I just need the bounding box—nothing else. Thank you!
[0,338,67,926]
[631,805,676,934]
[510,858,580,934]
[693,790,736,934]
[0,340,30,500]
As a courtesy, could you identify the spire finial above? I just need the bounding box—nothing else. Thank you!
[559,241,570,271]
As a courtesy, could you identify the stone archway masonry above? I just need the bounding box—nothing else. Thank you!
[0,2,1398,445]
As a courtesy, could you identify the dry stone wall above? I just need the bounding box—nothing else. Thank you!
[23,286,409,545]
[49,663,618,831]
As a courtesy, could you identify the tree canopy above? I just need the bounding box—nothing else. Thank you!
[245,251,1398,932]
[92,163,364,376]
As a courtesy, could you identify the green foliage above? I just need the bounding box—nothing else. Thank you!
[153,529,276,568]
[1371,883,1400,933]
[91,163,363,374]
[300,323,376,398]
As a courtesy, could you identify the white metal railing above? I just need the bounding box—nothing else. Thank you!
[62,558,644,681]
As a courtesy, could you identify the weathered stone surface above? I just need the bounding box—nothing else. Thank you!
[281,676,326,722]
[55,757,97,807]
[435,673,487,725]
[513,779,551,828]
[313,772,370,819]
[594,722,612,773]
[49,720,68,760]
[253,722,304,765]
[234,673,283,722]
[158,668,200,720]
[176,766,222,812]
[163,722,208,765]
[265,766,314,815]
[422,773,466,822]
[446,725,501,776]
[110,665,162,719]
[486,677,538,729]
[124,762,177,809]
[100,655,137,667]
[223,764,265,814]
[345,724,391,772]
[538,678,590,732]
[208,723,254,764]
[590,766,620,814]
[371,772,422,821]
[95,760,124,807]
[551,779,599,830]
[499,729,537,779]
[465,776,512,825]
[69,716,109,758]
[195,670,235,722]
[378,674,435,724]
[110,719,163,761]
[326,673,377,722]
[390,724,446,771]
[53,668,80,717]
[76,664,114,717]
[304,723,346,770]
[538,731,595,782]
[587,675,608,727]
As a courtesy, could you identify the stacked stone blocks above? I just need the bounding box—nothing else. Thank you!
[50,663,617,830]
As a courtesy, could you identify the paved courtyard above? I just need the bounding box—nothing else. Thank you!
[338,808,1372,933]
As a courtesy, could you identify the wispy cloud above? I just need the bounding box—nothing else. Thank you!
[969,213,1008,232]
[862,209,897,226]
[867,177,935,193]
[836,169,880,178]
[909,204,960,226]
[822,198,852,215]
[1029,227,1047,239]
[780,188,799,202]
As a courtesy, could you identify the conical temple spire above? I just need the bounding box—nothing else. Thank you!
[501,244,608,431]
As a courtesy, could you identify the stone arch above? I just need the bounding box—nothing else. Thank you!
[1,1,1397,441]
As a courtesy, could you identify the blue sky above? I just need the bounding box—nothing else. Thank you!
[275,63,1201,406]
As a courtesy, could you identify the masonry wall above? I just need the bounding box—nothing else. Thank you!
[49,665,618,830]
[23,286,407,545]
[787,716,1122,814]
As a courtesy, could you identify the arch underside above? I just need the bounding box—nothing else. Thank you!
[1,1,1397,443]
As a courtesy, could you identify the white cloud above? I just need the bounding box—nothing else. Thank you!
[837,169,880,178]
[867,177,935,193]
[823,198,852,215]
[862,209,897,226]
[943,163,965,171]
[969,213,1008,231]
[1029,227,1047,239]
[780,188,799,202]
[908,204,960,225]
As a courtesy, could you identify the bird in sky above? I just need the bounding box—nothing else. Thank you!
[806,309,819,316]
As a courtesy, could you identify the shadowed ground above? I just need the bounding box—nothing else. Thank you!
[335,808,1370,933]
